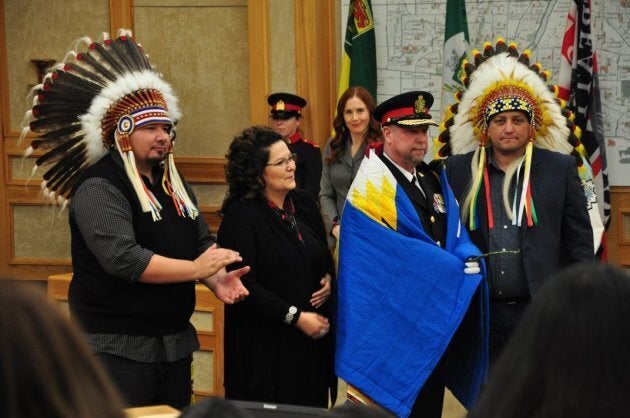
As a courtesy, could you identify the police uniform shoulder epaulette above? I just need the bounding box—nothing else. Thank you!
[301,138,320,148]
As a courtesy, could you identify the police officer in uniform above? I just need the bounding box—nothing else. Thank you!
[268,92,322,199]
[370,91,480,418]
[373,91,446,248]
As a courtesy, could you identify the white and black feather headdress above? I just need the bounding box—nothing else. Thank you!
[20,29,196,221]
[437,39,584,230]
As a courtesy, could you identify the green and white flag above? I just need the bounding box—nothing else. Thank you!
[338,0,377,101]
[441,0,470,116]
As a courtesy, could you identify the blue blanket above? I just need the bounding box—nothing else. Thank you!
[336,151,488,417]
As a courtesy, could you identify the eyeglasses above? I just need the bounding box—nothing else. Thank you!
[266,153,297,167]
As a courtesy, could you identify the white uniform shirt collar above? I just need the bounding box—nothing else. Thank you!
[383,152,417,182]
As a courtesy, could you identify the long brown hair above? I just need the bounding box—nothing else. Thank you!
[326,86,382,163]
[0,280,126,418]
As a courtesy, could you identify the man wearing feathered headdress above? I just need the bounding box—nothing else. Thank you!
[441,40,594,365]
[21,30,249,408]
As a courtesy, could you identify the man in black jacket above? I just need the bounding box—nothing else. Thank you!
[443,44,594,366]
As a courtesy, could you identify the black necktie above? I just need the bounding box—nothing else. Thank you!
[411,174,426,198]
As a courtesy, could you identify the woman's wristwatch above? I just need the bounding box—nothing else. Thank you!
[284,305,301,325]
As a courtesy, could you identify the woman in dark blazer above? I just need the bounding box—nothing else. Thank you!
[218,126,334,408]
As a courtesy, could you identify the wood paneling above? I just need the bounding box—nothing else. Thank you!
[607,187,630,267]
[195,285,226,399]
[248,0,271,126]
[176,157,227,184]
[0,0,7,137]
[295,0,337,148]
[1,0,12,280]
[110,0,134,34]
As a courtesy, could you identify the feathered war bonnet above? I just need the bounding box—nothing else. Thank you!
[437,39,582,230]
[20,29,198,221]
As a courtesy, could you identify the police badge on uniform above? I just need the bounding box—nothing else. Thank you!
[433,193,446,213]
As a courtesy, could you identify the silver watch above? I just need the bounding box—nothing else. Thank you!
[284,305,298,324]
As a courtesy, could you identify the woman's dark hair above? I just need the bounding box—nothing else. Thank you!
[327,86,382,163]
[221,125,285,213]
[0,280,126,418]
[468,262,630,418]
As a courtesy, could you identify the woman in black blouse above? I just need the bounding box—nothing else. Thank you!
[218,126,334,408]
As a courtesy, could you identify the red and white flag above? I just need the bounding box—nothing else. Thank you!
[558,0,609,256]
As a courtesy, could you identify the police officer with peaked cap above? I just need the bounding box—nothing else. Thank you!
[268,92,322,199]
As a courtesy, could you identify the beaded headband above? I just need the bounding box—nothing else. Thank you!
[437,39,583,230]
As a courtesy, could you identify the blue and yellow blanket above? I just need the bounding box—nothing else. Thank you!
[336,149,488,417]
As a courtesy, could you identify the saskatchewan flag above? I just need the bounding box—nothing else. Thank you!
[338,0,377,100]
[441,0,470,116]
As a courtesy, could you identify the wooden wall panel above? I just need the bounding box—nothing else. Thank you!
[11,203,70,261]
[133,1,250,156]
[110,0,134,33]
[607,187,630,268]
[4,0,110,133]
[0,0,109,280]
[248,0,271,125]
[176,158,227,184]
[270,0,297,94]
[194,286,226,399]
[0,0,10,280]
[295,0,337,148]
